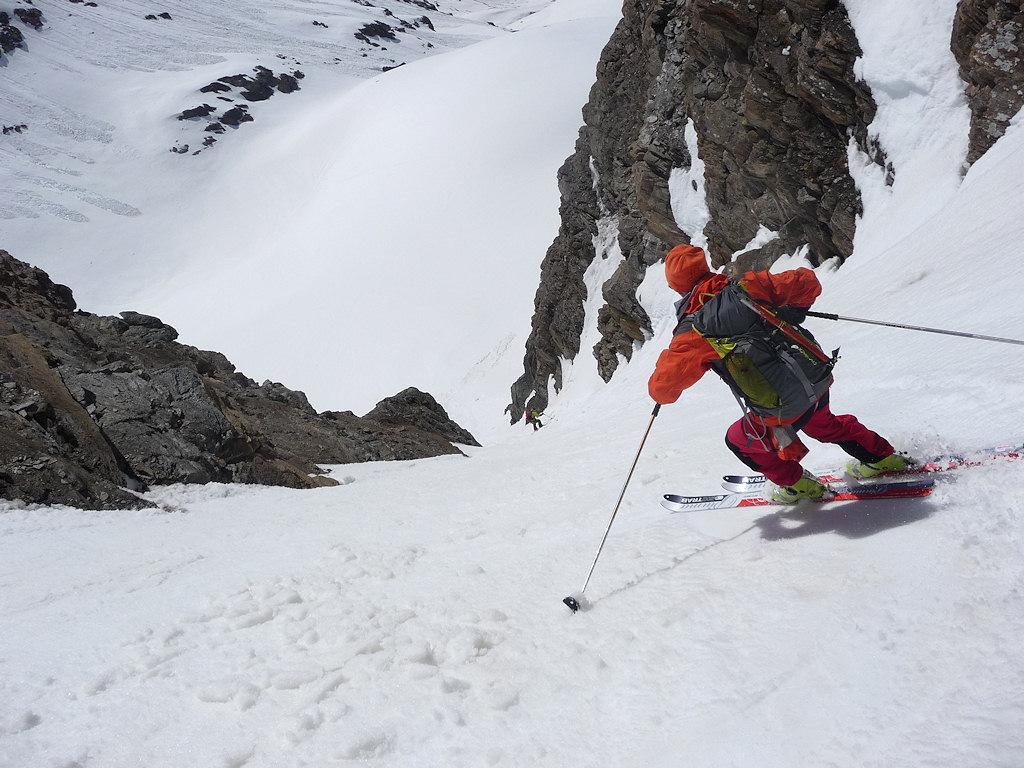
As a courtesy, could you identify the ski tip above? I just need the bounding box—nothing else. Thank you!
[664,493,729,503]
[723,474,763,484]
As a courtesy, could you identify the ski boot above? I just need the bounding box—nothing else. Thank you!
[768,470,830,504]
[847,451,916,480]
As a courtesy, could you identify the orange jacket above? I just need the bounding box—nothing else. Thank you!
[648,244,822,405]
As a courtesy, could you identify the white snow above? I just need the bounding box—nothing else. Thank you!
[3,1,1024,767]
[842,0,973,258]
[667,119,710,249]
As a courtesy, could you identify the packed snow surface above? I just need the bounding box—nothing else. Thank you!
[3,0,1024,766]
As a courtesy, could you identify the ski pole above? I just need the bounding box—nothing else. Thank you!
[563,402,661,614]
[740,297,832,362]
[805,310,1024,347]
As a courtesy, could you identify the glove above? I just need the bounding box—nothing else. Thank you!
[775,305,809,325]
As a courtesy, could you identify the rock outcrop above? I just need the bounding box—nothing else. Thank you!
[951,0,1024,165]
[173,65,305,154]
[0,10,25,55]
[510,0,877,421]
[0,250,477,510]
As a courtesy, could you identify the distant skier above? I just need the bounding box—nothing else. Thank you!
[648,244,912,503]
[526,408,545,431]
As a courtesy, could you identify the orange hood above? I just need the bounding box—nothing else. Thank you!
[665,244,711,294]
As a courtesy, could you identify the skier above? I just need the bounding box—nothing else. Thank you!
[648,244,913,503]
[526,408,545,431]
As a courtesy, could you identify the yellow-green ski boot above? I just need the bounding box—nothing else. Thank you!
[768,470,830,504]
[847,452,916,480]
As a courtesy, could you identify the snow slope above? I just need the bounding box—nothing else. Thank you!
[3,1,1024,767]
[1,0,620,430]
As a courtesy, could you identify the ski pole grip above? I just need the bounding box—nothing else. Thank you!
[652,403,661,416]
[806,310,839,321]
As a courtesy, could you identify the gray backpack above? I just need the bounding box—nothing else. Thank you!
[675,281,835,423]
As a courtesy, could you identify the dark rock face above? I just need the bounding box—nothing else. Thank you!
[0,251,476,510]
[1,7,45,59]
[0,11,25,54]
[1,336,146,510]
[509,140,602,415]
[356,21,401,45]
[952,0,1024,165]
[365,388,481,451]
[14,8,44,31]
[220,105,253,127]
[354,13,434,49]
[509,0,877,421]
[676,0,877,271]
[179,104,216,120]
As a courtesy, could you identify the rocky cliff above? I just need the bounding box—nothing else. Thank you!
[1,251,478,509]
[509,0,1024,422]
[952,0,1024,165]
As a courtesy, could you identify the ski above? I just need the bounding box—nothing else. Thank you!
[722,470,843,493]
[663,479,934,512]
[721,443,1022,493]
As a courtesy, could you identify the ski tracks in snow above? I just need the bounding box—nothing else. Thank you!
[0,473,544,767]
[2,447,1022,767]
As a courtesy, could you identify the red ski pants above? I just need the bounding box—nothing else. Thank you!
[725,399,894,487]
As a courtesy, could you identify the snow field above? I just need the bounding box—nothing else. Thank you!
[2,383,1023,767]
[3,0,1024,765]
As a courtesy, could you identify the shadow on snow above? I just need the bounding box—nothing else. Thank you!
[755,497,934,540]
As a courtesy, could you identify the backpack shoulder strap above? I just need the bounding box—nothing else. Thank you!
[671,287,699,336]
